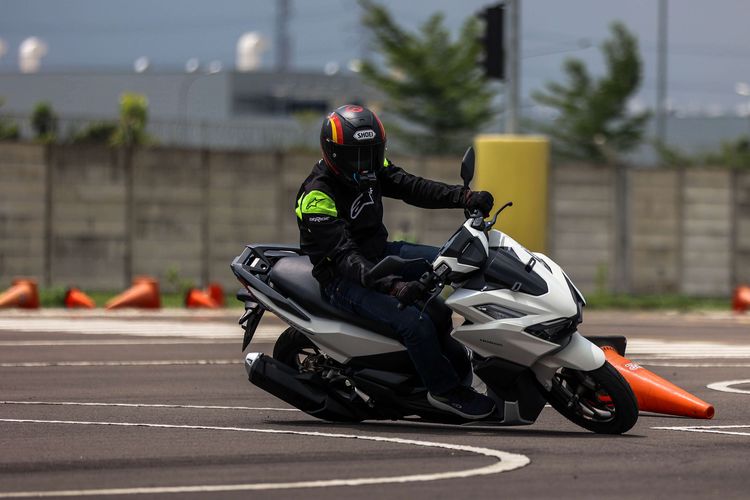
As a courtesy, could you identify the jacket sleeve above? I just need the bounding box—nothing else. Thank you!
[379,158,467,209]
[296,189,373,286]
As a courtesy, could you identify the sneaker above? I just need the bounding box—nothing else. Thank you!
[427,386,496,420]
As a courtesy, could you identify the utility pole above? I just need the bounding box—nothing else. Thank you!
[275,0,291,72]
[505,0,520,134]
[656,0,668,145]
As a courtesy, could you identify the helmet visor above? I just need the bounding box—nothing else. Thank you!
[333,142,385,176]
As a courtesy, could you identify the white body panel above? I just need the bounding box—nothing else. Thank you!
[247,288,403,363]
[250,219,604,385]
[531,332,606,389]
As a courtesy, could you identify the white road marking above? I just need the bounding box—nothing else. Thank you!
[626,339,750,359]
[0,359,241,368]
[652,425,750,437]
[2,317,750,360]
[0,318,282,342]
[706,379,750,395]
[0,400,297,411]
[641,362,750,368]
[0,339,236,346]
[0,418,530,497]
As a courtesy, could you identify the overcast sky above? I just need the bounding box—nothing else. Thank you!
[2,0,750,116]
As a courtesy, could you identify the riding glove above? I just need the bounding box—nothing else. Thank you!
[390,280,426,306]
[463,190,494,217]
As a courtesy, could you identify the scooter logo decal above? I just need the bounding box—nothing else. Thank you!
[350,187,375,219]
[624,362,641,371]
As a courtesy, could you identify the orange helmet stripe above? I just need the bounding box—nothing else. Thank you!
[374,114,386,141]
[329,114,344,144]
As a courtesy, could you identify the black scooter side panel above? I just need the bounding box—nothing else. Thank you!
[248,354,368,422]
[475,357,547,423]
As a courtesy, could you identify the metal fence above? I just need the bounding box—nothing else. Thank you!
[0,112,321,151]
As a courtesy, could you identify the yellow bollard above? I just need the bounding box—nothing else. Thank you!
[474,135,549,252]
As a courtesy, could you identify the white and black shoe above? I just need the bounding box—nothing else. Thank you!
[427,386,496,420]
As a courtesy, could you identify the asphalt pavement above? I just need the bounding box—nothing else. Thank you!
[1,310,749,499]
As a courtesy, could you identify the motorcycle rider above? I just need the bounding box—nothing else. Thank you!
[295,104,496,420]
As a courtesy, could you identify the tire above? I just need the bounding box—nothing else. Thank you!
[272,328,318,370]
[272,328,366,423]
[544,362,639,434]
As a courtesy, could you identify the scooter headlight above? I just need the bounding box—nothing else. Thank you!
[524,316,577,343]
[474,303,526,320]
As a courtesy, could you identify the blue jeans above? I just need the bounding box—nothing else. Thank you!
[322,241,470,395]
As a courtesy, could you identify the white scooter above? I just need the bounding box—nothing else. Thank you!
[231,147,638,434]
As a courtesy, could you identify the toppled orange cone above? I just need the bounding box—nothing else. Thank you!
[0,278,39,309]
[207,283,225,307]
[602,346,714,419]
[64,288,95,309]
[732,285,750,313]
[185,288,219,309]
[106,276,160,310]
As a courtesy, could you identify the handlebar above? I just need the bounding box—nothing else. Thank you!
[466,201,514,232]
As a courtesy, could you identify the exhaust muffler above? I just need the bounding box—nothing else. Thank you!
[244,352,366,422]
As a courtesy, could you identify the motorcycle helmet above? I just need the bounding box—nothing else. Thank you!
[320,104,386,186]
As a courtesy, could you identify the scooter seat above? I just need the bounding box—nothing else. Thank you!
[269,256,401,340]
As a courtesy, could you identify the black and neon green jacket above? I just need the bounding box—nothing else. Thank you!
[295,159,467,287]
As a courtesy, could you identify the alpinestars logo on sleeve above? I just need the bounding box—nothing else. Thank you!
[350,187,375,219]
[306,197,326,210]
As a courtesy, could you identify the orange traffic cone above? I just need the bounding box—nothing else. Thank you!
[0,278,39,309]
[732,285,750,313]
[185,288,219,309]
[64,288,95,309]
[105,276,160,310]
[207,283,225,307]
[602,346,714,419]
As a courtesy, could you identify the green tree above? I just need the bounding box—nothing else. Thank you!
[31,101,58,143]
[70,122,117,145]
[359,0,496,154]
[533,22,650,163]
[702,137,750,169]
[0,98,20,141]
[111,92,151,147]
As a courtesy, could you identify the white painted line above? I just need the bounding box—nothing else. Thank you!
[0,400,297,411]
[707,379,750,395]
[0,339,236,346]
[0,418,530,497]
[0,359,241,368]
[641,362,750,368]
[0,319,282,341]
[652,425,750,437]
[613,339,750,359]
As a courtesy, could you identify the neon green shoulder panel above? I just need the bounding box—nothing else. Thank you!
[295,190,338,219]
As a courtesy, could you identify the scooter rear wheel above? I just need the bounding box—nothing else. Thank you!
[545,361,639,434]
[272,327,319,370]
[272,328,368,423]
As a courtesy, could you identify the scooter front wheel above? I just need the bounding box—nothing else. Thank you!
[544,362,638,434]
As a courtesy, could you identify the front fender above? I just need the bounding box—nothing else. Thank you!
[531,332,606,390]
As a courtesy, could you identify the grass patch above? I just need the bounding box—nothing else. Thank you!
[585,293,729,311]
[38,288,241,308]
[36,288,730,311]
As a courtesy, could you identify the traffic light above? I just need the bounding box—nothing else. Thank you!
[478,4,504,80]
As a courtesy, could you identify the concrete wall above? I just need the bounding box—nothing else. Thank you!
[1,142,748,296]
[0,144,46,283]
[549,164,616,293]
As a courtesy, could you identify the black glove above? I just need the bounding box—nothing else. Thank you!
[464,190,494,217]
[390,280,426,306]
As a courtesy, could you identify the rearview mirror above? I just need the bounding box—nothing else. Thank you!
[460,147,475,188]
